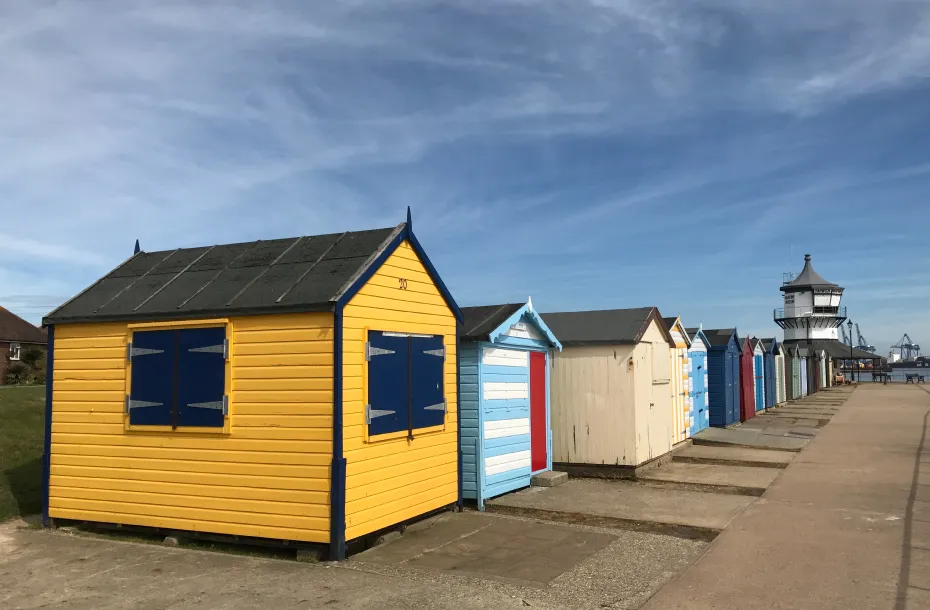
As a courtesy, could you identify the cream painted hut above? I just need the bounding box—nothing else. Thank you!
[541,307,676,475]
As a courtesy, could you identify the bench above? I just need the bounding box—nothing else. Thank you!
[906,374,925,384]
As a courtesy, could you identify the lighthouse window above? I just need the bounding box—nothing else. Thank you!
[813,306,839,314]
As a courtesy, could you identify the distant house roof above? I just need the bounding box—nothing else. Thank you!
[541,307,672,346]
[44,220,462,325]
[703,328,738,348]
[0,306,47,345]
[781,254,842,293]
[461,304,524,340]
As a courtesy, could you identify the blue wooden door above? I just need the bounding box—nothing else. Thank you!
[764,353,776,408]
[128,330,174,426]
[177,327,226,428]
[411,335,446,430]
[367,331,411,436]
[480,346,532,507]
[729,350,740,425]
[801,358,807,396]
[754,354,765,411]
[689,350,709,434]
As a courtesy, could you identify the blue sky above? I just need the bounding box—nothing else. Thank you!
[2,1,929,353]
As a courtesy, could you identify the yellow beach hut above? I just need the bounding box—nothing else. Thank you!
[663,316,692,446]
[40,209,462,560]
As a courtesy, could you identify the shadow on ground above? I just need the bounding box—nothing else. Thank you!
[2,457,42,521]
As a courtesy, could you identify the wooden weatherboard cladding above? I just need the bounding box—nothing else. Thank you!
[47,314,336,543]
[342,240,458,542]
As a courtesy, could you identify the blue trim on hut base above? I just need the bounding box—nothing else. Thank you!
[41,324,55,528]
[456,323,463,510]
[329,307,347,561]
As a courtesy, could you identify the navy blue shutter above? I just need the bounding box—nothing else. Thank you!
[177,327,227,428]
[411,335,445,429]
[367,331,409,436]
[128,330,174,426]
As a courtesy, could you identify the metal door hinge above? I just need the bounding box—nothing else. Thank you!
[423,400,446,413]
[189,339,229,360]
[366,404,396,424]
[424,347,445,359]
[188,395,229,416]
[366,342,395,361]
[126,397,163,413]
[126,343,164,362]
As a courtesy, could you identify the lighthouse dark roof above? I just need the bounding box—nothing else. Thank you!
[781,254,843,293]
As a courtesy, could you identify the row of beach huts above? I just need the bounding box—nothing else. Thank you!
[38,211,837,559]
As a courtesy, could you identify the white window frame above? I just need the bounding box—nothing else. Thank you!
[9,343,21,361]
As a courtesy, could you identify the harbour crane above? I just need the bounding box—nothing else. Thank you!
[892,334,921,361]
[841,325,851,345]
[855,324,876,353]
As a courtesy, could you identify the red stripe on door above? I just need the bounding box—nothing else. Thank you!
[530,351,547,472]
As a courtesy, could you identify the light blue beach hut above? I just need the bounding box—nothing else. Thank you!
[459,300,562,509]
[685,326,711,435]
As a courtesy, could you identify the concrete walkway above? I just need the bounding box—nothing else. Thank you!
[692,426,810,451]
[673,444,796,468]
[487,478,755,537]
[641,384,930,610]
[636,462,780,495]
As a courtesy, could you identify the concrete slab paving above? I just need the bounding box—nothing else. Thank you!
[637,462,781,494]
[0,511,708,610]
[487,478,755,536]
[674,444,795,468]
[641,384,930,610]
[692,426,810,451]
[356,512,616,587]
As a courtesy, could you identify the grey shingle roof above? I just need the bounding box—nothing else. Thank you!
[461,304,524,340]
[44,226,402,324]
[703,328,737,348]
[541,307,670,346]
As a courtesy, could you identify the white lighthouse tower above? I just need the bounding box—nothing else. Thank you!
[774,254,847,342]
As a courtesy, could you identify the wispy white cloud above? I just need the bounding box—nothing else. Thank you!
[1,0,929,334]
[0,234,109,266]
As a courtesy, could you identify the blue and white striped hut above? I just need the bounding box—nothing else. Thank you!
[459,300,562,509]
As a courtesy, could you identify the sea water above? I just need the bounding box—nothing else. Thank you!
[848,367,928,382]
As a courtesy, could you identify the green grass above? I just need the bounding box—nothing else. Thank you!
[0,385,45,522]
